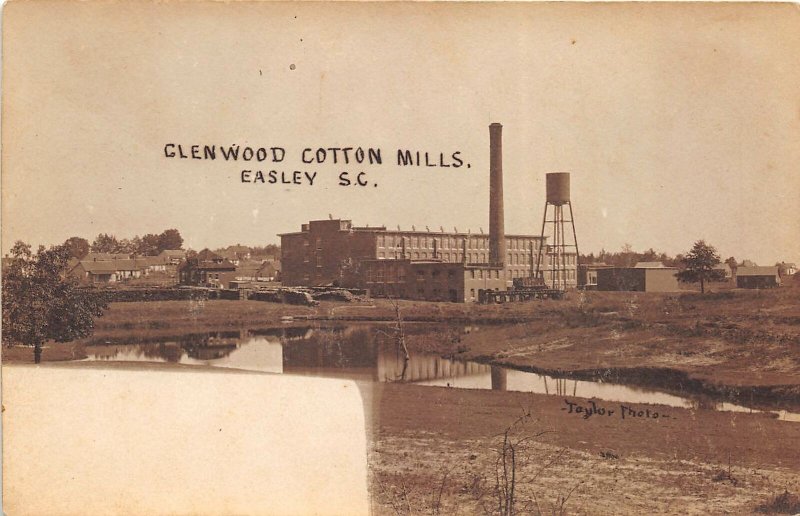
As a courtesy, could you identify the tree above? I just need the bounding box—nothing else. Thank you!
[116,238,136,255]
[158,229,183,251]
[91,233,120,253]
[128,236,143,255]
[63,236,90,259]
[139,233,161,256]
[620,243,635,267]
[2,241,108,363]
[675,240,726,293]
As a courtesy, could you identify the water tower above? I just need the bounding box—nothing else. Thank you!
[534,173,580,290]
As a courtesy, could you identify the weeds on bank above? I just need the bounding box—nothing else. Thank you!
[483,409,581,516]
[755,490,800,514]
[711,453,739,487]
[374,409,580,516]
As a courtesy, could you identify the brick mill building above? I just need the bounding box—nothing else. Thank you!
[279,124,578,302]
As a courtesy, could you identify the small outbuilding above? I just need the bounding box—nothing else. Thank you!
[596,267,679,292]
[577,263,613,290]
[736,266,780,289]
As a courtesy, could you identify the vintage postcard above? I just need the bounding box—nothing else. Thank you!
[3,1,799,514]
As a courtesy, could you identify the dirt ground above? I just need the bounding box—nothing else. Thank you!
[365,383,800,515]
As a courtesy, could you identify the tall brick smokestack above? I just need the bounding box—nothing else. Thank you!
[489,123,505,267]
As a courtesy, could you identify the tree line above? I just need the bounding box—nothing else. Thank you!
[581,244,738,271]
[583,244,758,270]
[63,229,184,259]
[210,243,281,260]
[582,241,739,293]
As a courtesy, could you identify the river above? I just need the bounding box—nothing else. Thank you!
[79,323,799,422]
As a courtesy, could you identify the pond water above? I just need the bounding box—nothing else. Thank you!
[80,324,799,422]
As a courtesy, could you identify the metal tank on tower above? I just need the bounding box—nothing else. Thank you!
[534,173,580,290]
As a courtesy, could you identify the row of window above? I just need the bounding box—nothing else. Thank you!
[366,268,578,281]
[376,235,541,251]
[374,251,559,264]
[466,269,577,280]
[365,268,407,283]
[546,253,577,265]
[469,269,501,279]
[363,267,577,284]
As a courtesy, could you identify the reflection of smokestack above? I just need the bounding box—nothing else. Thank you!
[491,366,507,391]
[489,123,505,267]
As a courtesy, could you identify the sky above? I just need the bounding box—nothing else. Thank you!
[3,2,799,265]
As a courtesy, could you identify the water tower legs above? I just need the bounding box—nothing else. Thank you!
[534,192,580,290]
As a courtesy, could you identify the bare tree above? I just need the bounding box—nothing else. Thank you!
[376,297,410,380]
[487,410,553,516]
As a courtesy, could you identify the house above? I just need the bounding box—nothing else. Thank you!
[233,260,280,282]
[70,259,146,284]
[736,266,780,289]
[234,260,266,281]
[260,260,281,282]
[158,249,186,265]
[712,263,733,279]
[218,245,252,266]
[779,262,797,277]
[596,267,680,292]
[178,249,236,288]
[83,252,133,262]
[135,256,168,274]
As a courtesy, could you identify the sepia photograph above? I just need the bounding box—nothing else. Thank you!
[3,1,799,514]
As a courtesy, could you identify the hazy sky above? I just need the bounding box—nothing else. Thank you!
[4,2,799,265]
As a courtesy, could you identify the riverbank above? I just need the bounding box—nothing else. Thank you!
[4,286,798,409]
[391,285,800,410]
[368,382,800,515]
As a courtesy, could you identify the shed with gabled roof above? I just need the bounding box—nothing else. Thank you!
[736,266,780,289]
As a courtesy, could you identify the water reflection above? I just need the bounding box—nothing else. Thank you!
[82,325,799,422]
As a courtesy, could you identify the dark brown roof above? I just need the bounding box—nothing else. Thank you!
[159,250,185,258]
[76,259,145,273]
[196,249,222,262]
[196,260,236,271]
[737,266,778,277]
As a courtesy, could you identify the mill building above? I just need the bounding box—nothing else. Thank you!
[278,123,578,302]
